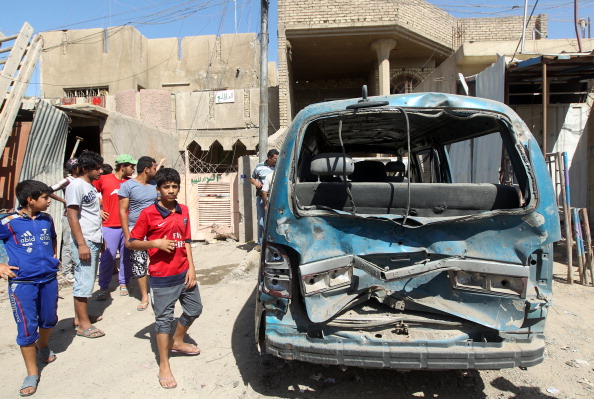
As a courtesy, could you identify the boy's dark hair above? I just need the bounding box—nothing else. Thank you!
[16,180,51,207]
[156,168,180,187]
[101,164,113,175]
[78,151,104,172]
[267,149,279,158]
[137,156,156,174]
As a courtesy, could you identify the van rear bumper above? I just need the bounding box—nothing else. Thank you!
[265,330,545,370]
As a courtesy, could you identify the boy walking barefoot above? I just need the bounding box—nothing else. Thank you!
[0,181,60,396]
[127,168,202,389]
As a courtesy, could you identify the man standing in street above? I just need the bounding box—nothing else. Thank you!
[94,154,136,300]
[66,150,105,338]
[119,156,160,311]
[250,149,278,250]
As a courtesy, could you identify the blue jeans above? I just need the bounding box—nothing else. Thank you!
[71,240,101,298]
[256,197,265,245]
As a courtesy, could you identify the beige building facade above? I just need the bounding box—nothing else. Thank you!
[40,26,280,160]
[40,26,268,96]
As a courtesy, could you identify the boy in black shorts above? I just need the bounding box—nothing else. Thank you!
[127,168,202,389]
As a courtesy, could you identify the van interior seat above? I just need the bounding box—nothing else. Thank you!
[386,161,406,182]
[350,160,387,182]
[294,182,521,216]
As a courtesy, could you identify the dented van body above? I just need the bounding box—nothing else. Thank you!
[255,92,561,370]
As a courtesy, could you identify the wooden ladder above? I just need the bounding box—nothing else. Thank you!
[0,22,43,151]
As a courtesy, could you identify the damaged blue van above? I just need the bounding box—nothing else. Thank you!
[255,91,561,370]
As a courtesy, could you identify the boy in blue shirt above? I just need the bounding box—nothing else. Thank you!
[0,180,60,397]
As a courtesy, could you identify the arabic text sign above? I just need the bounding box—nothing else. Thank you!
[215,90,235,104]
[191,174,222,184]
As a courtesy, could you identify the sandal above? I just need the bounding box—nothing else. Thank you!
[73,315,103,328]
[20,375,39,397]
[96,290,109,301]
[120,286,129,296]
[76,325,105,339]
[37,346,57,364]
[137,302,149,311]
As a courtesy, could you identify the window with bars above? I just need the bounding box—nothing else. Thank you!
[64,87,109,98]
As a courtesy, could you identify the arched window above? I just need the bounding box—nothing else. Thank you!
[391,74,421,94]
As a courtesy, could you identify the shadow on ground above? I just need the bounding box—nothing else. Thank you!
[490,377,559,399]
[230,287,492,398]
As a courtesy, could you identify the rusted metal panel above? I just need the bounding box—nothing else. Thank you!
[0,121,31,209]
[19,99,69,238]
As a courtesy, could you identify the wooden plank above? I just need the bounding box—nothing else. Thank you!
[580,208,594,285]
[0,22,33,104]
[0,35,42,151]
[560,154,573,283]
[573,208,586,284]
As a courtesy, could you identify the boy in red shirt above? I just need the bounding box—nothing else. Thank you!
[94,154,136,299]
[127,168,202,389]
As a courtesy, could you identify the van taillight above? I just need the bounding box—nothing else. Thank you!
[261,243,291,298]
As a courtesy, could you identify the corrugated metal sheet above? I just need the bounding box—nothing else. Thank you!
[449,56,506,183]
[18,99,70,238]
[514,104,589,207]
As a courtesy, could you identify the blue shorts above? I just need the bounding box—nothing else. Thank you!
[71,240,102,298]
[8,279,59,346]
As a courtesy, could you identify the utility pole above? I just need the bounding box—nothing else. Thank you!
[258,0,269,162]
[520,0,528,53]
[575,0,583,52]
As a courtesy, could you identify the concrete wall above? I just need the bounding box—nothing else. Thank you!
[41,26,149,98]
[41,28,271,98]
[101,110,180,170]
[175,87,280,151]
[147,33,261,92]
[237,155,259,243]
[415,39,594,94]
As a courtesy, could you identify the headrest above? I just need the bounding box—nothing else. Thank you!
[310,153,354,176]
[386,161,405,173]
[350,160,387,182]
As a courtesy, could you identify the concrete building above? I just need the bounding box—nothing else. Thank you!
[39,25,281,241]
[40,26,279,160]
[277,0,546,127]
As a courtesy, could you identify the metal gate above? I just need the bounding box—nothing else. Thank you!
[185,172,239,241]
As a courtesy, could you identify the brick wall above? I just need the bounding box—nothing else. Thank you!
[293,78,367,112]
[139,90,173,130]
[279,0,456,48]
[457,14,548,46]
[115,90,138,119]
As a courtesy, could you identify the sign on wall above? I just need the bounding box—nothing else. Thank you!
[215,90,235,104]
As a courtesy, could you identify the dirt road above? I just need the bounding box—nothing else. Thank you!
[1,241,593,398]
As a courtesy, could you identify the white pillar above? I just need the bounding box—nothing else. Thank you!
[371,39,397,96]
